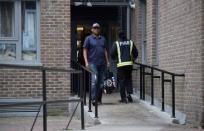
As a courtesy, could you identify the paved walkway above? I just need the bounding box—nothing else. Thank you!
[81,92,204,131]
[0,116,82,131]
[0,92,203,131]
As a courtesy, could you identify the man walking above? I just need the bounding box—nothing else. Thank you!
[83,23,109,106]
[111,31,138,103]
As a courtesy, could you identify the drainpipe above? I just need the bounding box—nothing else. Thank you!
[127,0,136,40]
[155,0,160,65]
[127,4,131,39]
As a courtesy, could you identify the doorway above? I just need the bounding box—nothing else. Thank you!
[70,5,129,94]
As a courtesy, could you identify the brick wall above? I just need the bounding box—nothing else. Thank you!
[131,0,143,91]
[40,0,71,100]
[201,2,204,127]
[41,0,71,68]
[131,0,140,58]
[146,0,157,65]
[201,43,204,127]
[132,0,204,127]
[0,0,71,101]
[159,0,203,127]
[0,70,42,98]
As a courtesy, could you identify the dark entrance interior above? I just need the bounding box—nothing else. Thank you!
[71,5,128,94]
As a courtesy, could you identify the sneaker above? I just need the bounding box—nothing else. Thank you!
[127,95,133,103]
[92,100,96,106]
[98,100,102,105]
[119,99,127,103]
[103,89,107,94]
[92,100,102,106]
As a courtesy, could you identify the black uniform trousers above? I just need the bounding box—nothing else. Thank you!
[117,65,133,100]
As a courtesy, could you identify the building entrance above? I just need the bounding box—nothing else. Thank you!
[71,1,130,93]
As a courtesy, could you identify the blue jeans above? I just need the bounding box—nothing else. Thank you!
[89,64,105,101]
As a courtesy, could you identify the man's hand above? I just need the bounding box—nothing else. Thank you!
[85,63,89,68]
[83,48,89,68]
[107,62,110,68]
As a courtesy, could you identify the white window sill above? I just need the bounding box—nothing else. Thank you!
[0,61,42,67]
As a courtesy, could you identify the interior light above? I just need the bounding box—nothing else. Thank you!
[77,27,84,31]
[87,2,92,7]
[74,2,83,6]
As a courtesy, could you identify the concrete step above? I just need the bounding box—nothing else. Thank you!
[0,98,42,117]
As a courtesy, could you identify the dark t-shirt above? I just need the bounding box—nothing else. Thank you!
[83,34,107,65]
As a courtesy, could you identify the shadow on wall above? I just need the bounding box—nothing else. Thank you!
[202,72,204,128]
[201,43,204,129]
[202,112,204,128]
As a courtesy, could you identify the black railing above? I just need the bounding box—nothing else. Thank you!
[0,64,84,131]
[71,60,99,118]
[134,62,185,118]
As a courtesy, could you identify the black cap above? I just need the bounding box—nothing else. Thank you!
[118,31,126,40]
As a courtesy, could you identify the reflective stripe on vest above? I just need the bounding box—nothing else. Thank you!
[116,41,133,67]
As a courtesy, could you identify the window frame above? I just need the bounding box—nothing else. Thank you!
[0,0,41,66]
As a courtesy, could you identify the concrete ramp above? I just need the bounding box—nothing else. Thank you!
[73,92,202,131]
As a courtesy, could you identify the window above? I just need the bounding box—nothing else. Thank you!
[0,2,15,38]
[0,1,17,61]
[0,0,40,65]
[0,43,16,60]
[22,1,37,61]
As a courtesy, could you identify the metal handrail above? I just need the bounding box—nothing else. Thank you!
[134,62,185,76]
[78,63,99,118]
[0,99,81,108]
[71,60,99,118]
[78,63,96,75]
[133,62,185,118]
[0,64,85,130]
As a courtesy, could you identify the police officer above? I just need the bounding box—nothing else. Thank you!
[111,31,138,103]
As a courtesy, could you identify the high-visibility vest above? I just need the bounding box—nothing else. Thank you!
[116,40,134,67]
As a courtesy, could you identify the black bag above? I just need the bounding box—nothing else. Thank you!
[103,70,116,94]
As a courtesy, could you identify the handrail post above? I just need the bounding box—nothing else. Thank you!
[71,61,74,94]
[78,64,81,97]
[142,67,145,100]
[161,72,165,111]
[80,71,85,130]
[172,75,176,118]
[151,68,154,105]
[140,66,143,99]
[95,74,98,118]
[88,73,92,112]
[83,70,86,105]
[42,69,47,131]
